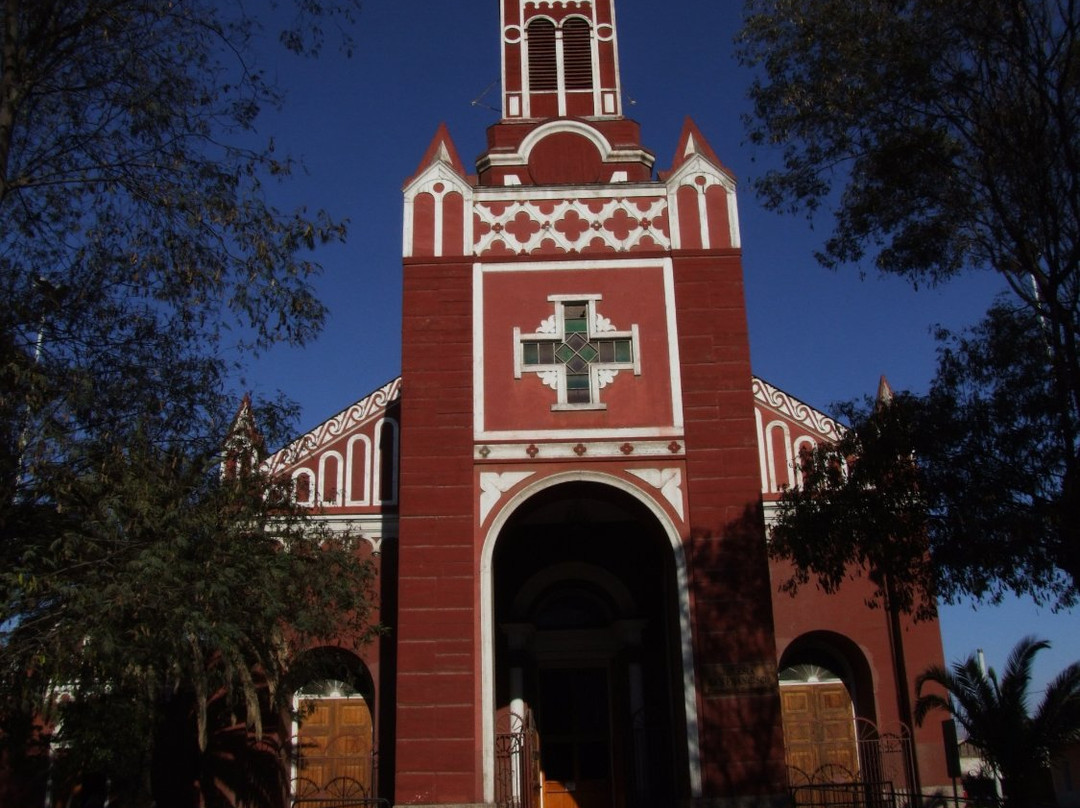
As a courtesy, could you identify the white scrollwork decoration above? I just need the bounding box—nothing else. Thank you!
[537,369,560,390]
[595,368,619,389]
[263,378,402,476]
[752,377,842,441]
[627,468,685,520]
[480,472,535,524]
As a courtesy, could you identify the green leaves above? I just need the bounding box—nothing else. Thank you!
[770,391,939,619]
[3,438,378,804]
[916,637,1080,808]
[771,301,1078,613]
[0,0,370,803]
[745,0,1080,613]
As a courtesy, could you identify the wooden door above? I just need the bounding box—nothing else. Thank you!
[780,682,859,783]
[538,668,613,808]
[297,697,374,792]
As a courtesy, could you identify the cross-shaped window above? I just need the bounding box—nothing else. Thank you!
[514,296,640,409]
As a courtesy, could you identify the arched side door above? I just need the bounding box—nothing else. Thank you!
[779,663,860,784]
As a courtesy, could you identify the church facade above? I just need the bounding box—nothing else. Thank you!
[265,2,951,807]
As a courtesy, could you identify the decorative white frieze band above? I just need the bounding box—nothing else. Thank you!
[525,0,592,9]
[627,468,685,520]
[752,377,841,441]
[474,197,670,256]
[475,440,685,461]
[264,377,402,476]
[480,472,536,524]
[303,514,398,555]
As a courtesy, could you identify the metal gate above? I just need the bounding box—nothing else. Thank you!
[789,720,918,808]
[290,744,382,808]
[495,711,537,808]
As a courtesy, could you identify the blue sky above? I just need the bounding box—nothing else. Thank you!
[242,1,1077,695]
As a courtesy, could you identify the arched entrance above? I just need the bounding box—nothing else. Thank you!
[488,480,693,808]
[290,649,376,806]
[778,634,875,787]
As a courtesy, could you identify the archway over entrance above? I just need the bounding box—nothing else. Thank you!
[489,480,691,808]
[778,633,875,787]
[290,648,376,804]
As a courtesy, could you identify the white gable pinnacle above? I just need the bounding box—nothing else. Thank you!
[683,133,698,158]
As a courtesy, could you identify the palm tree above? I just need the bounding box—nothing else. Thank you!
[915,636,1080,808]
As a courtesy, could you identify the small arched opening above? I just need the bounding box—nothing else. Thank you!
[778,632,875,786]
[289,648,377,803]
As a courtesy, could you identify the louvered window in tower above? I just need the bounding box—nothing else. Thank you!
[527,19,557,91]
[562,18,594,90]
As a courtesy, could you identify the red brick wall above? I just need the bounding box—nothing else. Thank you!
[770,559,951,790]
[395,257,481,804]
[673,250,789,797]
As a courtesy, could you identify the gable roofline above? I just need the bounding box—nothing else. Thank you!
[262,377,403,477]
[660,117,736,182]
[404,123,468,188]
[752,376,843,442]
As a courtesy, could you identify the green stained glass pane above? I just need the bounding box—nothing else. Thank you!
[555,344,575,363]
[567,373,590,403]
[579,345,598,362]
[523,343,539,365]
[615,340,632,362]
[565,317,587,333]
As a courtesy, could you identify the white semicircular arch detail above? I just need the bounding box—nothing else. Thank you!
[517,120,615,164]
[478,470,703,802]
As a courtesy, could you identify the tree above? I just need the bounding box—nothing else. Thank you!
[18,444,380,808]
[915,636,1080,808]
[768,388,938,619]
[769,300,1078,610]
[0,2,377,805]
[739,0,1080,605]
[922,301,1079,603]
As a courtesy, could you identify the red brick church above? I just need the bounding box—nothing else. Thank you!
[263,2,951,806]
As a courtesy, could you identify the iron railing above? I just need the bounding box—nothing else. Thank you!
[791,780,900,808]
[494,711,536,808]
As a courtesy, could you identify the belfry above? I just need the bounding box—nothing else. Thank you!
[265,2,953,806]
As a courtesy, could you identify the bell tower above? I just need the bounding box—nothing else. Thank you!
[395,2,788,806]
[500,0,623,120]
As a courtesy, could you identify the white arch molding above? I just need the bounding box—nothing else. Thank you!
[518,119,613,164]
[479,470,703,802]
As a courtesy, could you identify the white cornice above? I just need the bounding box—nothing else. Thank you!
[263,378,403,476]
[752,377,842,442]
[476,119,655,175]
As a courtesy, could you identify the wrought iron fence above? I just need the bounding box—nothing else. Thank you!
[290,745,381,808]
[494,711,536,808]
[789,720,920,808]
[791,780,900,808]
[290,775,388,808]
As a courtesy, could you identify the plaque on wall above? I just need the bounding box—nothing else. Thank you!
[702,662,778,696]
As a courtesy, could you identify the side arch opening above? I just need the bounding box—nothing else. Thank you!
[289,648,377,802]
[778,632,875,787]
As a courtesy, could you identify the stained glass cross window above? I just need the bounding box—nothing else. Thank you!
[514,297,639,409]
